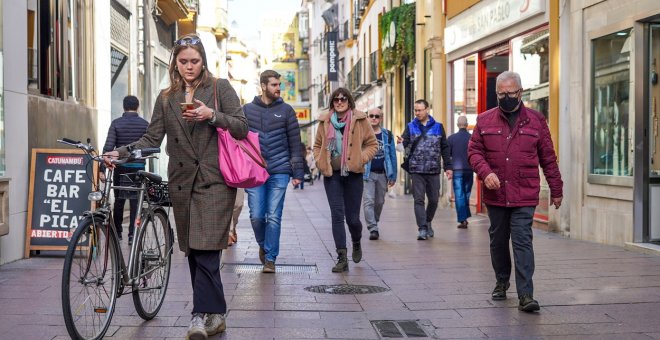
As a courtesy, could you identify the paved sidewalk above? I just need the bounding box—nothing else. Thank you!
[2,181,660,339]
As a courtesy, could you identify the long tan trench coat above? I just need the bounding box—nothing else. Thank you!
[117,77,248,254]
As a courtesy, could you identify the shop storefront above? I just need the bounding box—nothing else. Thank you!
[564,0,660,248]
[445,0,551,224]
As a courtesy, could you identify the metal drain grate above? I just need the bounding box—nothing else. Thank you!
[304,284,390,294]
[220,263,317,274]
[371,320,429,338]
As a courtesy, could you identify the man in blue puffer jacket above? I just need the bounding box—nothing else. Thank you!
[243,70,304,273]
[400,99,452,240]
[103,95,149,245]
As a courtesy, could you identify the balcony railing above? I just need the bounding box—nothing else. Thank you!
[339,20,350,41]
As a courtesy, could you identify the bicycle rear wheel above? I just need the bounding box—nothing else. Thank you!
[132,209,172,320]
[62,217,119,340]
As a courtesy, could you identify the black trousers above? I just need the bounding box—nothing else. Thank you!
[323,171,364,249]
[113,167,141,237]
[487,205,536,298]
[188,249,227,314]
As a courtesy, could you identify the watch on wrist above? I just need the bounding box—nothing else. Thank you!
[208,110,217,125]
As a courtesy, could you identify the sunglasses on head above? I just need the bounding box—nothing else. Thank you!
[368,115,381,119]
[333,97,348,103]
[175,37,202,46]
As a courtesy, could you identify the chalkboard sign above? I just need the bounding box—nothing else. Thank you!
[25,149,97,257]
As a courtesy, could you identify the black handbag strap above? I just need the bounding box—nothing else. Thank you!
[407,121,434,157]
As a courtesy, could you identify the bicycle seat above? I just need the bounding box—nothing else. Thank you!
[136,170,163,184]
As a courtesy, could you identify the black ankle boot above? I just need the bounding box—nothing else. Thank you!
[352,242,362,263]
[332,248,348,272]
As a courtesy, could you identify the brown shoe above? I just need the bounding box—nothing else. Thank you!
[259,247,265,265]
[263,261,275,273]
[457,221,468,229]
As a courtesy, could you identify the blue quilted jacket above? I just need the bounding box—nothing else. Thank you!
[243,96,304,179]
[402,116,452,174]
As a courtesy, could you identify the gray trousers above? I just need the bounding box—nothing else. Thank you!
[411,173,440,229]
[487,205,536,298]
[362,172,388,232]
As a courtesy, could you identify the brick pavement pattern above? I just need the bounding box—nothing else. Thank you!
[2,183,660,339]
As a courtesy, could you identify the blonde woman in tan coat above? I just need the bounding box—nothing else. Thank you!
[313,88,378,272]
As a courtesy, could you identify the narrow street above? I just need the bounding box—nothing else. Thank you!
[2,183,660,339]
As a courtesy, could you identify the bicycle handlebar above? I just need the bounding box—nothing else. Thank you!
[58,138,160,163]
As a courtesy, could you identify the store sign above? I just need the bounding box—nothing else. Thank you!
[327,31,338,81]
[25,149,95,257]
[444,0,545,53]
[294,106,311,123]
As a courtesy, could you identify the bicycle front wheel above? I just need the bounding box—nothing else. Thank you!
[132,209,172,320]
[62,217,119,340]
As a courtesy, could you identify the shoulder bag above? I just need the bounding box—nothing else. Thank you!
[214,80,269,188]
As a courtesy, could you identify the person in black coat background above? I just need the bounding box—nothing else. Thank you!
[103,95,149,245]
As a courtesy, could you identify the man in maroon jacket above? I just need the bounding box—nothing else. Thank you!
[468,71,563,313]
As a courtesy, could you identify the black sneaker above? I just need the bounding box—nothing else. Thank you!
[518,294,540,312]
[417,227,428,240]
[128,235,133,246]
[491,281,510,300]
[118,233,123,241]
[369,231,379,240]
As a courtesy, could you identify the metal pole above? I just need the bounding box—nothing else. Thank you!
[143,0,153,119]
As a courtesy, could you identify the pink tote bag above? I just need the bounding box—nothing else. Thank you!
[213,81,269,188]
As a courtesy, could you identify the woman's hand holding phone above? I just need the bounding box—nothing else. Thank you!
[181,99,213,122]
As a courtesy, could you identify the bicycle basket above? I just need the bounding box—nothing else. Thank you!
[147,181,172,206]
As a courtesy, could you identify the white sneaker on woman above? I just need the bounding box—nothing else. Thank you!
[186,313,207,340]
[204,313,226,336]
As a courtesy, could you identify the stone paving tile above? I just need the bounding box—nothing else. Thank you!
[5,183,660,339]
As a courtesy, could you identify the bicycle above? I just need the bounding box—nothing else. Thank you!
[58,138,174,340]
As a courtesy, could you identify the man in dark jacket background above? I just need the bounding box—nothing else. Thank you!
[243,70,304,273]
[468,71,563,313]
[399,99,452,241]
[448,115,473,229]
[103,95,148,245]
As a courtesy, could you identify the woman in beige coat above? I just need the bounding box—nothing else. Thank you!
[313,87,378,272]
[104,34,247,339]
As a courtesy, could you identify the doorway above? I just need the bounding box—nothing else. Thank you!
[648,24,660,242]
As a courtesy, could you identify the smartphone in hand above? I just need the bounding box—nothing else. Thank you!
[180,102,195,111]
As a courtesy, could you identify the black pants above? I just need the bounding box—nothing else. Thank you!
[411,173,440,229]
[487,205,536,298]
[323,171,364,249]
[188,249,227,314]
[113,167,141,237]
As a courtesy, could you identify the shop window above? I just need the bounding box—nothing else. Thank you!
[110,46,129,121]
[28,0,91,102]
[512,28,549,119]
[591,29,633,177]
[451,55,477,133]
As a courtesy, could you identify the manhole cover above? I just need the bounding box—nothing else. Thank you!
[221,263,317,274]
[304,284,390,294]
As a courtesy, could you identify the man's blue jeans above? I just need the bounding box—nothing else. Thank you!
[246,174,290,263]
[452,171,473,222]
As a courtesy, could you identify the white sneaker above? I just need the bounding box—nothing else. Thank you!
[204,313,227,336]
[186,313,207,340]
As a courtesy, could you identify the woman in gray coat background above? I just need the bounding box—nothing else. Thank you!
[105,34,248,340]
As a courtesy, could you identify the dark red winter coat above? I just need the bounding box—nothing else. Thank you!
[468,105,563,207]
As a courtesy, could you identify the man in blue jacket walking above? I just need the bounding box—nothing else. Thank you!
[103,95,149,245]
[362,108,397,240]
[400,99,452,240]
[243,70,304,273]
